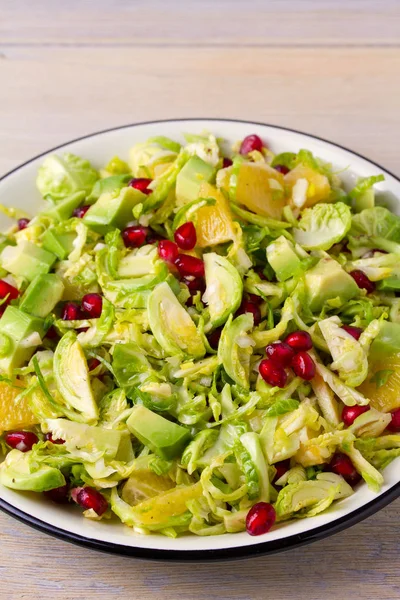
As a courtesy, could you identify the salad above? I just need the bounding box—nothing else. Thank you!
[0,130,399,539]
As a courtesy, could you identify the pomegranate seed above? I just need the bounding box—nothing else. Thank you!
[342,405,370,426]
[246,502,276,536]
[350,270,376,294]
[72,205,90,218]
[0,280,19,303]
[82,293,102,318]
[62,302,84,321]
[259,359,288,388]
[387,408,400,432]
[122,225,148,248]
[237,300,261,326]
[330,452,361,485]
[183,276,205,293]
[174,222,197,251]
[240,134,264,155]
[5,431,38,452]
[255,268,267,281]
[291,351,316,380]
[45,433,65,445]
[77,327,89,333]
[175,254,205,278]
[273,164,290,175]
[44,483,70,504]
[88,357,101,371]
[17,218,30,230]
[342,325,363,340]
[265,341,295,367]
[273,459,291,484]
[129,178,153,195]
[73,486,108,516]
[285,330,313,352]
[45,325,59,340]
[208,327,222,350]
[222,157,233,168]
[158,240,179,264]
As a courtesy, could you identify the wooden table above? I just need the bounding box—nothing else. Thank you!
[1,2,399,598]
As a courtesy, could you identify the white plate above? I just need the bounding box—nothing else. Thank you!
[0,119,399,561]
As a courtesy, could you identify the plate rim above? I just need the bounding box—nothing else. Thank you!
[1,117,399,561]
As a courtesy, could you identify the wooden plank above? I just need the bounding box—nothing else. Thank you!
[1,0,400,47]
[1,47,399,176]
[0,500,399,599]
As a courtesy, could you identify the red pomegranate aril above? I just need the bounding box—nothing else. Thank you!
[62,302,84,321]
[88,357,101,371]
[174,222,197,251]
[350,270,376,294]
[0,280,19,302]
[273,459,291,484]
[208,327,222,350]
[122,225,148,248]
[387,408,400,432]
[45,432,65,445]
[44,483,69,504]
[259,359,288,388]
[342,325,363,341]
[158,239,179,264]
[342,405,370,427]
[255,268,267,281]
[222,157,233,168]
[82,293,102,319]
[291,351,316,380]
[273,164,290,175]
[183,276,205,293]
[342,405,370,426]
[265,342,295,367]
[17,218,30,230]
[72,205,90,219]
[175,254,205,278]
[246,502,276,536]
[285,330,313,352]
[330,452,361,485]
[73,486,108,516]
[240,134,264,155]
[237,300,261,326]
[129,177,153,195]
[5,431,38,452]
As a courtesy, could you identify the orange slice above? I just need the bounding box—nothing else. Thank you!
[196,182,236,247]
[358,354,400,413]
[0,380,38,433]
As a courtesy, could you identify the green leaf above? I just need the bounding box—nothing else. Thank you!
[265,398,300,417]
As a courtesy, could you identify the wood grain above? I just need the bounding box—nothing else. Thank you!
[1,2,400,599]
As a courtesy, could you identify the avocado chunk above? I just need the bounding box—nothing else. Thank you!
[377,277,400,292]
[176,156,215,205]
[266,236,303,282]
[305,257,359,312]
[0,449,65,492]
[53,331,99,423]
[20,274,64,318]
[42,229,76,260]
[41,191,86,222]
[1,241,56,282]
[0,306,45,373]
[127,405,191,459]
[203,253,243,327]
[83,186,145,232]
[148,282,206,358]
[370,321,400,360]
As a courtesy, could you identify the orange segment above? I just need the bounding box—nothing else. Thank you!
[358,354,400,413]
[0,380,39,433]
[131,482,203,526]
[235,162,286,219]
[122,470,175,506]
[196,182,236,247]
[284,164,331,208]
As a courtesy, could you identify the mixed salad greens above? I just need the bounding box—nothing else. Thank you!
[0,130,399,539]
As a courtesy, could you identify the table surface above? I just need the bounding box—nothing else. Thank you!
[1,1,400,598]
